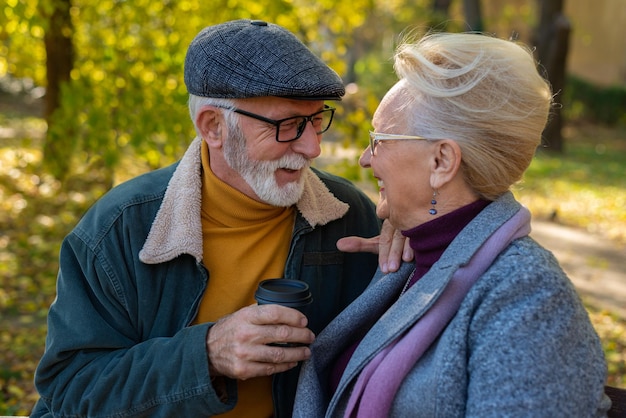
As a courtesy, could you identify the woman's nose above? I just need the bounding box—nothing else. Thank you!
[359,147,372,168]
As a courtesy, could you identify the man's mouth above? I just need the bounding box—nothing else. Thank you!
[275,166,304,185]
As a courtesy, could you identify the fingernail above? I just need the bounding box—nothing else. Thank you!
[403,249,413,261]
[382,262,388,273]
[388,261,398,272]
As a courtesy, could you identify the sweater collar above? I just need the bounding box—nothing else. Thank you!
[402,199,490,284]
[200,139,293,227]
[139,137,349,264]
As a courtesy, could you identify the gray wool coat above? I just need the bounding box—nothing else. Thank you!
[294,192,611,417]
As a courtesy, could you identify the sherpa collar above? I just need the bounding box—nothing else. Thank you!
[139,137,349,264]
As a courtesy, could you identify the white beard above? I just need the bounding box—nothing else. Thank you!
[223,125,310,207]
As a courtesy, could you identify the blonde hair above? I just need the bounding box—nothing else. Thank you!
[393,32,552,200]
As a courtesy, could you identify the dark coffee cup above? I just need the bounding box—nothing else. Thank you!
[255,279,313,347]
[255,278,313,313]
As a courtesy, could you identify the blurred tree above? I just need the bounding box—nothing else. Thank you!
[533,0,570,153]
[42,0,73,124]
[432,0,453,28]
[42,0,75,179]
[430,0,483,32]
[463,0,483,31]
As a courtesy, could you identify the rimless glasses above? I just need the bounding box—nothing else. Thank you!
[368,131,432,156]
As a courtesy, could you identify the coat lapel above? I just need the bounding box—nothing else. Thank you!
[295,263,411,417]
[328,262,458,415]
[309,264,411,370]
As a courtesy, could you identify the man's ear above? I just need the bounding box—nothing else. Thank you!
[196,107,225,147]
[429,139,463,189]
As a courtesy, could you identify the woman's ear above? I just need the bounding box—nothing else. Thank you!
[429,139,463,189]
[196,107,225,148]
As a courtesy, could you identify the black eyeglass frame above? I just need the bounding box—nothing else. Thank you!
[215,104,335,143]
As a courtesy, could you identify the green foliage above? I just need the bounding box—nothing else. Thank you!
[513,123,626,244]
[0,130,109,415]
[563,76,626,126]
[2,0,439,181]
[0,0,46,83]
[46,0,201,177]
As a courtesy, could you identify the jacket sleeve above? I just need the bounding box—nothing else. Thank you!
[33,233,237,418]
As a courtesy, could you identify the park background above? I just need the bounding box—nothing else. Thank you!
[1,0,625,414]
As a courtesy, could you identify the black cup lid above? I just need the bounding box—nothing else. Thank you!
[255,279,312,305]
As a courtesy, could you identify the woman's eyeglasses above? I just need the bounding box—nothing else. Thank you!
[368,131,431,156]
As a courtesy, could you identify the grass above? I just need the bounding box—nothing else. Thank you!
[0,117,625,414]
[514,122,626,245]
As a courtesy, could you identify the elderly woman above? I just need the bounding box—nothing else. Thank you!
[294,33,610,417]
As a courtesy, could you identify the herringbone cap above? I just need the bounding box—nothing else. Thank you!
[184,19,345,100]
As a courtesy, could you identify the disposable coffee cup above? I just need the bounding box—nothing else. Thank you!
[255,279,313,347]
[254,278,313,313]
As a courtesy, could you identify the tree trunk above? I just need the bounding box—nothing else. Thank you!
[534,0,571,153]
[431,0,453,30]
[42,0,75,179]
[433,0,452,13]
[463,0,484,32]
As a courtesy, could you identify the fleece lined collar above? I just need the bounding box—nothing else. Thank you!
[139,137,349,264]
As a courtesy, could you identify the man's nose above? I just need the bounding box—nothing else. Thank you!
[290,121,322,158]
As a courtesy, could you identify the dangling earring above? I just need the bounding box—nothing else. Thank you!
[429,190,438,215]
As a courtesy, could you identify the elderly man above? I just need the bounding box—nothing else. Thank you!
[31,19,398,417]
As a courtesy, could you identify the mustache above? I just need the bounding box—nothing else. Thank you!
[266,154,311,171]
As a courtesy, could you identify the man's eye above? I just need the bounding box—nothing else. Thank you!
[281,119,300,130]
[311,116,323,126]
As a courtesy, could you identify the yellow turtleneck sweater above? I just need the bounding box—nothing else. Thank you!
[194,140,295,417]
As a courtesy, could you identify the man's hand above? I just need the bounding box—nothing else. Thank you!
[337,219,413,273]
[206,304,315,380]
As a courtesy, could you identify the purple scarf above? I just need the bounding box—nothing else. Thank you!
[344,207,532,418]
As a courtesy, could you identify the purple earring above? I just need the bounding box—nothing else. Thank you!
[429,191,438,215]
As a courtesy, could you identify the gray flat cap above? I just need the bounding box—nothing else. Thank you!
[184,19,345,100]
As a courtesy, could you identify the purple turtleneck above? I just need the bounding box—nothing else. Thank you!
[401,198,490,289]
[329,199,490,392]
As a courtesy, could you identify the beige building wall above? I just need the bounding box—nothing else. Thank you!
[565,0,626,86]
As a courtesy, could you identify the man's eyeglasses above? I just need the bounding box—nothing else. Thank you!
[217,105,335,143]
[368,131,431,156]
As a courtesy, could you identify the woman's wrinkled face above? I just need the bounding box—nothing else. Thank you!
[359,82,435,230]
